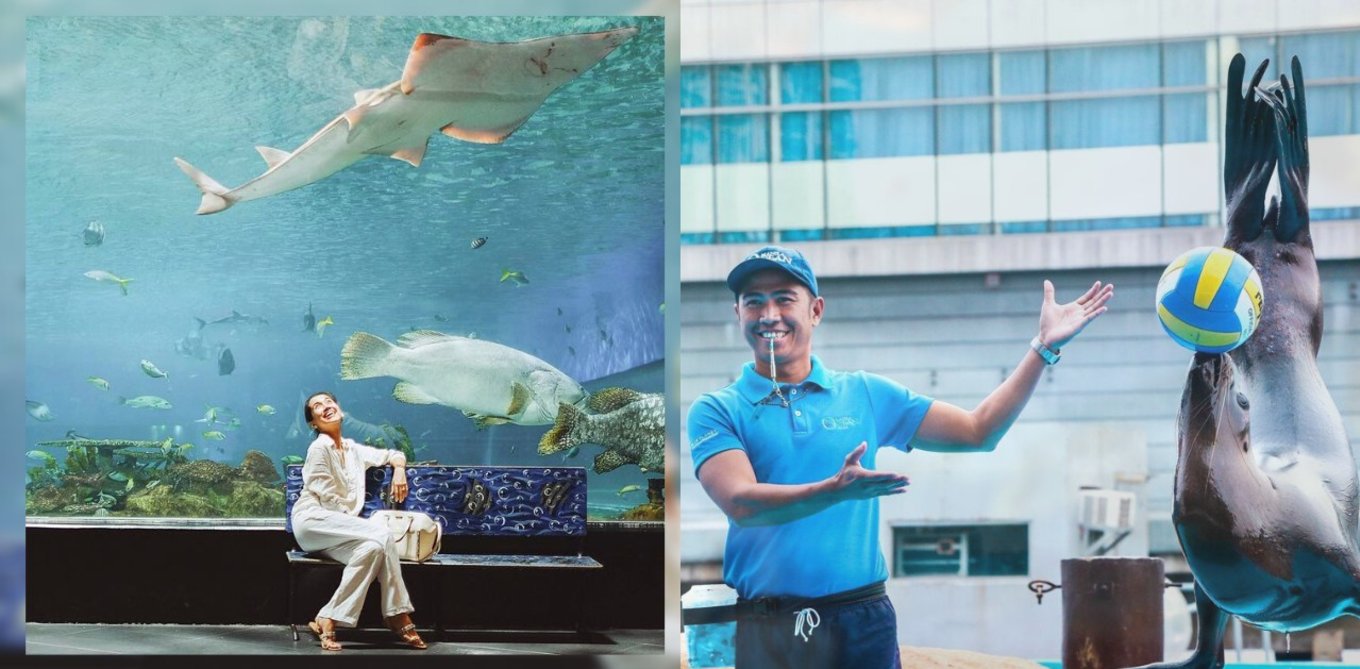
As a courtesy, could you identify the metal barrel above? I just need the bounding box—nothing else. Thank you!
[1061,557,1164,669]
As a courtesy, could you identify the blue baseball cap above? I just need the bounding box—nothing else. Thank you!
[726,246,819,297]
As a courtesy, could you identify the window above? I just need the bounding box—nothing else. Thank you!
[681,65,712,108]
[682,116,714,165]
[999,51,1047,152]
[829,108,934,158]
[780,112,823,161]
[829,56,933,102]
[1000,50,1046,96]
[893,524,1029,577]
[936,53,989,98]
[717,114,769,163]
[1303,84,1358,136]
[1050,96,1160,149]
[715,64,767,107]
[1162,40,1208,87]
[1164,92,1208,143]
[780,61,822,104]
[1000,102,1046,151]
[1279,31,1358,79]
[1049,44,1159,93]
[780,62,824,161]
[938,104,991,154]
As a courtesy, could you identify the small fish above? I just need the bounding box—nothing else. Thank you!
[257,404,276,415]
[280,455,304,466]
[205,310,268,327]
[617,484,642,496]
[433,314,448,322]
[145,480,160,492]
[302,302,316,333]
[87,376,110,391]
[224,417,242,431]
[120,395,173,410]
[218,347,235,376]
[195,406,223,424]
[659,302,665,313]
[568,346,576,357]
[83,220,105,247]
[561,445,580,462]
[470,237,487,249]
[556,307,563,316]
[26,450,57,466]
[565,324,572,334]
[125,477,135,493]
[26,400,54,421]
[202,431,226,441]
[500,269,529,287]
[140,359,168,379]
[316,315,334,338]
[84,270,132,296]
[107,471,129,482]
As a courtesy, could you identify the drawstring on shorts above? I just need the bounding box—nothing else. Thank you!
[792,607,820,642]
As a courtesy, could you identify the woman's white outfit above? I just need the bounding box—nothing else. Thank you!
[290,434,412,627]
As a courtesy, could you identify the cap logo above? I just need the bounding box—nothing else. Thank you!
[747,250,793,265]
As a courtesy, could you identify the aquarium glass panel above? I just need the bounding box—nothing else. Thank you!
[25,16,667,524]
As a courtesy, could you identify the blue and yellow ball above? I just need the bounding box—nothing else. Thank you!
[1156,246,1263,354]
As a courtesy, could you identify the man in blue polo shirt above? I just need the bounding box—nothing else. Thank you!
[688,245,1114,668]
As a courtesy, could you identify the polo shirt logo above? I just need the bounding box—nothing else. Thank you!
[820,416,858,430]
[692,429,720,447]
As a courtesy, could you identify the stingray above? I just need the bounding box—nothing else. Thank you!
[174,27,638,215]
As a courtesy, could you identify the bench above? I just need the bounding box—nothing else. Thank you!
[283,464,602,640]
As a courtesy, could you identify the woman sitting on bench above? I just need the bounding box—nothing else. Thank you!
[292,391,427,651]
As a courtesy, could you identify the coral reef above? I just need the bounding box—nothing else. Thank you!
[236,449,280,484]
[25,447,286,518]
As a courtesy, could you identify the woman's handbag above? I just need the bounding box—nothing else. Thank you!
[370,509,442,562]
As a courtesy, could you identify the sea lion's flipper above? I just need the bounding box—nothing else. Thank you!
[1256,56,1312,245]
[1129,583,1229,668]
[1223,54,1276,246]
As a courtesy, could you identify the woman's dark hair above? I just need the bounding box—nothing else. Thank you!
[304,391,338,431]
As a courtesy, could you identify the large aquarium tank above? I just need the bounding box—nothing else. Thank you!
[25,16,665,524]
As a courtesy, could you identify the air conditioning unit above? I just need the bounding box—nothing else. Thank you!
[1079,489,1135,533]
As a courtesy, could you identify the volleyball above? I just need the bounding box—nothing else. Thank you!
[1156,246,1263,354]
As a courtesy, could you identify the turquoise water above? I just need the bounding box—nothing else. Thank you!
[24,16,664,519]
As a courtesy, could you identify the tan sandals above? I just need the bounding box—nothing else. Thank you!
[386,616,428,650]
[307,615,426,651]
[307,619,341,651]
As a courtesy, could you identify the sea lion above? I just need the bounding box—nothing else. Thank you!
[1136,55,1359,669]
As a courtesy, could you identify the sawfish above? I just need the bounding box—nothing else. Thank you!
[174,27,638,214]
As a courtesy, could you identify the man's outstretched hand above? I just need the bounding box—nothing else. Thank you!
[830,442,909,501]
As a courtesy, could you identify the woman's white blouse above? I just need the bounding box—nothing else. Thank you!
[292,434,396,519]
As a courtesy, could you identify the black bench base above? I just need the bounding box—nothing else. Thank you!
[285,550,603,641]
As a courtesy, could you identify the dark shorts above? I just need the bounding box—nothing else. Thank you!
[735,594,900,669]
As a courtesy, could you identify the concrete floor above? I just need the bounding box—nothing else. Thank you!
[26,623,663,656]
